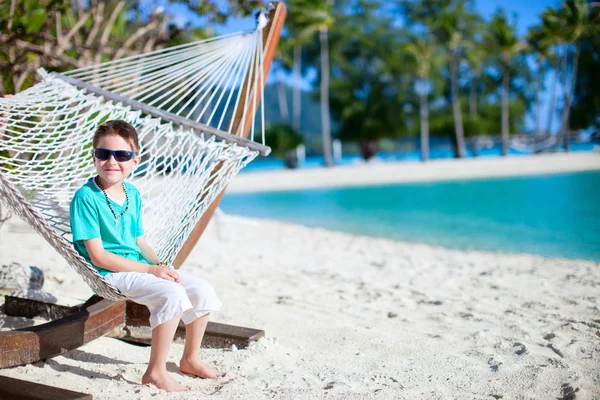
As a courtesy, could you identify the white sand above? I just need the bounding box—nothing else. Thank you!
[1,154,599,399]
[229,152,600,192]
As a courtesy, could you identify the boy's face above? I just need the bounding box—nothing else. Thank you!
[92,135,140,186]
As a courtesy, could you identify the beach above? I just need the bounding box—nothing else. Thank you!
[228,152,600,193]
[1,153,599,399]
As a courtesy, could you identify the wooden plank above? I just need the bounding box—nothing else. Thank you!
[53,73,271,156]
[111,321,264,349]
[4,296,79,320]
[172,2,287,268]
[0,375,92,400]
[118,300,264,348]
[1,294,263,367]
[0,296,125,368]
[202,321,265,349]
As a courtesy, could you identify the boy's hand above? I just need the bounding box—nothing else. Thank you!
[150,265,182,284]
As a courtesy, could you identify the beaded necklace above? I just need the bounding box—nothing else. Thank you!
[94,176,129,224]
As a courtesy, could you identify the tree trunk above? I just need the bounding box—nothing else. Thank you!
[501,69,510,156]
[276,81,289,122]
[449,132,458,158]
[284,150,298,169]
[554,48,568,151]
[419,85,429,162]
[357,139,378,160]
[469,76,477,118]
[449,54,466,158]
[468,76,480,156]
[534,56,543,142]
[546,61,559,138]
[8,0,16,30]
[320,26,333,167]
[559,42,580,153]
[292,44,302,131]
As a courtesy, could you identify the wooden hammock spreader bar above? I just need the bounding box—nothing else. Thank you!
[172,1,287,268]
[0,295,264,368]
[53,73,272,157]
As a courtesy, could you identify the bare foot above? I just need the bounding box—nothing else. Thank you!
[180,357,225,379]
[142,371,190,392]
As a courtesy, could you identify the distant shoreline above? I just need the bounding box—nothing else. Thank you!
[228,152,600,193]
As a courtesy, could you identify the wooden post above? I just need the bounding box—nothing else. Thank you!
[172,2,287,268]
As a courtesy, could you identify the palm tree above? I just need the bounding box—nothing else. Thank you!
[288,0,335,167]
[546,0,599,151]
[272,35,295,122]
[292,42,302,130]
[400,0,480,158]
[431,0,479,158]
[283,22,308,132]
[527,26,551,140]
[464,35,494,156]
[464,39,487,120]
[403,35,443,162]
[539,8,568,140]
[487,9,525,156]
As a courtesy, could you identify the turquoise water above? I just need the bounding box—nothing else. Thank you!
[221,170,600,262]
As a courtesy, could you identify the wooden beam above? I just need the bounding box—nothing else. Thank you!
[0,376,92,400]
[115,300,264,348]
[2,296,264,355]
[3,296,79,320]
[0,296,125,369]
[172,2,287,268]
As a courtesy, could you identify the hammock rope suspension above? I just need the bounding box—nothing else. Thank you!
[0,6,284,300]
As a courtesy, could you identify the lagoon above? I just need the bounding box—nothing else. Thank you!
[221,170,600,261]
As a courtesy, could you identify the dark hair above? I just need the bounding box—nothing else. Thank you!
[92,120,140,153]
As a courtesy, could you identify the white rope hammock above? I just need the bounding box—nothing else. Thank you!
[0,16,272,301]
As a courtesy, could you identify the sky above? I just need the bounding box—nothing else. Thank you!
[474,0,560,35]
[154,0,566,133]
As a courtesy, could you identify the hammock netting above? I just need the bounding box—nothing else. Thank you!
[0,19,271,300]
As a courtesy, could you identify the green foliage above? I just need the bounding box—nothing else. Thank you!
[264,123,304,158]
[486,9,525,67]
[402,0,482,52]
[429,98,527,137]
[402,34,445,80]
[0,0,256,95]
[324,1,410,145]
[22,8,47,33]
[287,0,335,43]
[571,34,600,129]
[546,0,597,42]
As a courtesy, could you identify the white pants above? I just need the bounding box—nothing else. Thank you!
[105,270,222,329]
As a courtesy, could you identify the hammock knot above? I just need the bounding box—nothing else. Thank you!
[256,12,269,30]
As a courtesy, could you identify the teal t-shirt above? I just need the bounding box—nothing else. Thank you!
[69,178,149,276]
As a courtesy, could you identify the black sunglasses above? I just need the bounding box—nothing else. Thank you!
[93,148,136,162]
